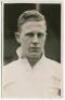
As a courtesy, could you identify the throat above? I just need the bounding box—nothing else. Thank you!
[27,55,42,67]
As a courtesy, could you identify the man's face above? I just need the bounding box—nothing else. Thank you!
[19,21,47,59]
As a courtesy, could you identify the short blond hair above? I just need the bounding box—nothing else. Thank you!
[17,10,47,31]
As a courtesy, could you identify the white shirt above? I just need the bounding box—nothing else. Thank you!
[2,55,62,98]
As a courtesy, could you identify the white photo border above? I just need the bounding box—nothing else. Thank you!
[0,0,64,100]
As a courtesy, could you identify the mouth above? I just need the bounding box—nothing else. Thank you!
[30,47,40,52]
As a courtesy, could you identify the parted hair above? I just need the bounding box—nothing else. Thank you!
[17,10,47,31]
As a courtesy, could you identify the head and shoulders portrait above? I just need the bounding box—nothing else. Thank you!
[2,1,62,98]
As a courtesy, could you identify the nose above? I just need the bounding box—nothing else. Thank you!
[32,34,39,45]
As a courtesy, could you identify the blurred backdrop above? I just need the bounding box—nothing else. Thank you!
[4,3,61,65]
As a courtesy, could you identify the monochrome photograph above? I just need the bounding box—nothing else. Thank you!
[2,2,62,98]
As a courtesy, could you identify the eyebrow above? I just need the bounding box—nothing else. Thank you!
[25,32,44,36]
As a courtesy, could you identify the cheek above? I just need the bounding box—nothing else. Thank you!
[21,37,31,48]
[40,37,46,47]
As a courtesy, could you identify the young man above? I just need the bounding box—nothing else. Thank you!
[2,10,62,98]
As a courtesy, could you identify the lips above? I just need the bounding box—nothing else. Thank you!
[30,47,40,52]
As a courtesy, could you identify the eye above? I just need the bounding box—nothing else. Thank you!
[26,32,34,37]
[38,32,44,38]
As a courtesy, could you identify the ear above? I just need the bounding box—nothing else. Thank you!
[15,32,21,44]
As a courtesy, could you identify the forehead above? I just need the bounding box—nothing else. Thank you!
[21,21,47,33]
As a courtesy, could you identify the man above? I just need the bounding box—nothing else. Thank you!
[2,10,62,98]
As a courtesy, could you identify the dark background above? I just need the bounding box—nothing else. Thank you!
[4,3,61,65]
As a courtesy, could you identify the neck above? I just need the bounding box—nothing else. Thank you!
[27,54,42,67]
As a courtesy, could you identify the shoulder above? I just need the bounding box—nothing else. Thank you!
[2,60,19,77]
[44,57,60,66]
[45,57,61,73]
[3,58,24,71]
[4,59,21,67]
[45,57,62,91]
[2,59,23,87]
[46,57,62,88]
[46,57,61,73]
[44,57,62,80]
